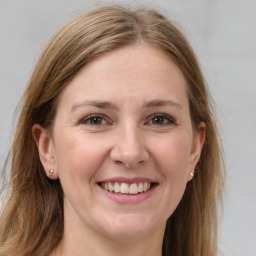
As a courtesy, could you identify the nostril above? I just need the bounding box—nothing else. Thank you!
[113,160,144,169]
[113,160,129,167]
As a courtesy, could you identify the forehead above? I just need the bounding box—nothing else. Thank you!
[57,44,189,110]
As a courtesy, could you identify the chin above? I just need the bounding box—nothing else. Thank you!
[96,213,162,241]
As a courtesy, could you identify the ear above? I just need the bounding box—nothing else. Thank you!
[187,122,206,182]
[32,124,59,180]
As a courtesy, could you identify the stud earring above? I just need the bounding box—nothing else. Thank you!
[190,172,194,177]
[49,169,54,176]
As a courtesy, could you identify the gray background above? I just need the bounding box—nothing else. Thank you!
[0,0,255,255]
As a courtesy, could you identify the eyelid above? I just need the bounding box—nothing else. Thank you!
[79,114,110,126]
[78,113,175,127]
[146,113,176,126]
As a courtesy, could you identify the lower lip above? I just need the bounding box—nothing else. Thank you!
[98,185,157,204]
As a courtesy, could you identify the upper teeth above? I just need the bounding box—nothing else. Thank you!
[100,182,151,195]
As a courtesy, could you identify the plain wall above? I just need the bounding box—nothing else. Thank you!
[0,1,255,255]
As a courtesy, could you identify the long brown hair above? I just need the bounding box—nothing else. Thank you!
[0,5,225,256]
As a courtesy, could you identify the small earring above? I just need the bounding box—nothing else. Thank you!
[190,172,194,177]
[49,169,54,176]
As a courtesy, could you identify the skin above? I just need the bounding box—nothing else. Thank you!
[33,44,205,256]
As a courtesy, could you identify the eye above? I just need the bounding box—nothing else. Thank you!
[146,114,175,126]
[80,114,108,126]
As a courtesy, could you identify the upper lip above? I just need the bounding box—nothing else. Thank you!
[97,177,158,184]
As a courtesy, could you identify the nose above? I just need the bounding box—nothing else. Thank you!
[110,124,149,168]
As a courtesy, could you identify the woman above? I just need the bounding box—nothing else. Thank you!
[0,5,224,256]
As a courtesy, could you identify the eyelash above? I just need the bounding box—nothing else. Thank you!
[79,113,176,127]
[145,113,176,126]
[80,114,109,126]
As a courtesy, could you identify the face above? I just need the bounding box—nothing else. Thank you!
[34,45,205,243]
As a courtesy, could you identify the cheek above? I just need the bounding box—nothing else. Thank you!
[53,130,107,183]
[152,135,192,215]
[151,132,192,204]
[152,133,192,176]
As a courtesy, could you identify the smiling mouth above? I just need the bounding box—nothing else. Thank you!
[98,182,156,195]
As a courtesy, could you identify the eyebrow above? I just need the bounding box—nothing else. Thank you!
[70,99,182,113]
[70,100,117,112]
[143,99,182,110]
